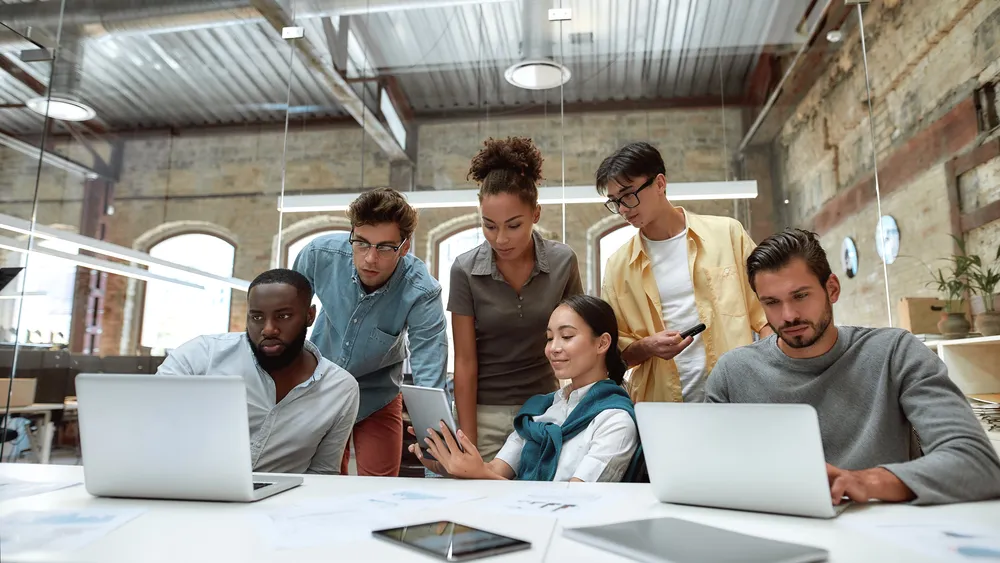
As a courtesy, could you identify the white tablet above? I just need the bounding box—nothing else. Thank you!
[401,384,460,448]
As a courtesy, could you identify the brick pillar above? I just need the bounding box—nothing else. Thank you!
[389,161,415,192]
[742,144,780,242]
[69,179,114,355]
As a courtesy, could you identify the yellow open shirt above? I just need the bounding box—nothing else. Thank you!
[601,208,768,403]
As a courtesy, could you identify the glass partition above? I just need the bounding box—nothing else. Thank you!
[6,0,993,468]
[735,0,892,329]
[1,17,56,462]
[0,0,296,463]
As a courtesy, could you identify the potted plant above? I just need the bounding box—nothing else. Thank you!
[965,243,1000,336]
[926,244,972,339]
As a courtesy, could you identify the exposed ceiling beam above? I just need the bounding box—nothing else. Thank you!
[384,76,415,123]
[413,96,754,123]
[0,52,45,95]
[322,16,350,73]
[62,121,111,173]
[350,13,390,71]
[0,128,110,180]
[738,0,854,150]
[249,0,410,163]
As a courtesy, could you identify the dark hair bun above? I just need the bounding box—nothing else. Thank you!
[468,136,543,185]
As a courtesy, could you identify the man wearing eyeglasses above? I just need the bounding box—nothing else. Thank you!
[293,188,448,477]
[597,142,771,404]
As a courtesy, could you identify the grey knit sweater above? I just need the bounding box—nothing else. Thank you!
[707,325,1000,505]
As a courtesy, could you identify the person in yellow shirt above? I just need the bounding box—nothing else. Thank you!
[597,142,771,404]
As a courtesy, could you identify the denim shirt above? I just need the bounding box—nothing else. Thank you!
[293,233,448,421]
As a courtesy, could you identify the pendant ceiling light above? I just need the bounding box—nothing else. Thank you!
[25,34,97,122]
[504,0,570,90]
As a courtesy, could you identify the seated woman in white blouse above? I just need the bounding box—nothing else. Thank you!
[409,294,639,482]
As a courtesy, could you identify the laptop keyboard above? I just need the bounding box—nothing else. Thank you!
[253,482,273,490]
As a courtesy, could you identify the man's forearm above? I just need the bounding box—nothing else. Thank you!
[409,337,449,390]
[621,338,652,367]
[861,467,915,502]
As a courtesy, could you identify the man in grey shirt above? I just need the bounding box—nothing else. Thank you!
[157,269,359,474]
[707,229,1000,506]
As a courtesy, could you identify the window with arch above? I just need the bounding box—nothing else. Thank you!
[436,227,486,374]
[598,225,639,292]
[284,228,348,338]
[141,233,236,353]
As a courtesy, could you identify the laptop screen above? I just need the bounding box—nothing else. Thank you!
[0,267,24,292]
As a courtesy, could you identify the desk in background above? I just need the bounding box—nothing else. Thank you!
[5,402,77,464]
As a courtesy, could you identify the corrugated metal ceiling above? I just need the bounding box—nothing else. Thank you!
[0,0,818,134]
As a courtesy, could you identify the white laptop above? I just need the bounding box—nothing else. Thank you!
[636,403,850,519]
[76,373,303,502]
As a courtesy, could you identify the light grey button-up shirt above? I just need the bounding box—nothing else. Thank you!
[156,332,359,475]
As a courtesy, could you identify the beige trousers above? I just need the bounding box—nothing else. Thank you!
[475,404,522,462]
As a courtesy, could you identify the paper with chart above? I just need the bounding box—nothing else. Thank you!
[0,477,81,502]
[847,522,1000,561]
[258,488,481,549]
[0,509,145,555]
[478,491,606,519]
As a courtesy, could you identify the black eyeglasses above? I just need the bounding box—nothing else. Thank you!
[604,176,657,214]
[349,230,404,257]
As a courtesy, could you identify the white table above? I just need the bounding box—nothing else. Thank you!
[2,464,999,563]
[4,403,76,464]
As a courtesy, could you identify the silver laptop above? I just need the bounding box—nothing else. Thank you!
[636,403,850,519]
[76,373,302,502]
[564,517,828,562]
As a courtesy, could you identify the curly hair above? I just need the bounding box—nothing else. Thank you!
[467,136,544,207]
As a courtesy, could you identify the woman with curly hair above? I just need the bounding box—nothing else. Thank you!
[447,136,584,461]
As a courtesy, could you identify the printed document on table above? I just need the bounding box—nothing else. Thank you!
[258,488,481,550]
[0,478,81,502]
[0,509,145,555]
[478,491,607,519]
[845,521,1000,561]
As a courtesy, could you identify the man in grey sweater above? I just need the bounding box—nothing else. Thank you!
[707,228,1000,506]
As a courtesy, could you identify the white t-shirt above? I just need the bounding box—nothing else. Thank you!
[643,229,708,402]
[494,382,638,482]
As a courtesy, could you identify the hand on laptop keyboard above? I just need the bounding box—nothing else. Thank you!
[826,463,915,505]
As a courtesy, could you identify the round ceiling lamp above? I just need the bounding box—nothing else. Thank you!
[504,59,571,90]
[25,96,97,122]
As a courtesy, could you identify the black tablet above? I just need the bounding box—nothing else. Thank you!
[372,521,531,561]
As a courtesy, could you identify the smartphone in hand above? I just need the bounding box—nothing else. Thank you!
[679,323,707,339]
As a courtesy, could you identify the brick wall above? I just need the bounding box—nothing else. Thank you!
[775,0,1000,327]
[963,155,1000,262]
[1,106,745,354]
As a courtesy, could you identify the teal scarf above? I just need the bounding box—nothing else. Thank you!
[513,379,635,481]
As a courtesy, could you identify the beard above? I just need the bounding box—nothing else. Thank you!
[248,326,308,372]
[770,298,834,349]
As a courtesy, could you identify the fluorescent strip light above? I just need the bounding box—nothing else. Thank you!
[277,181,758,213]
[0,214,250,291]
[0,130,102,180]
[0,234,206,289]
[0,291,46,300]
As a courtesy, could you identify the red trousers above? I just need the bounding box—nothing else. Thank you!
[340,393,403,477]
